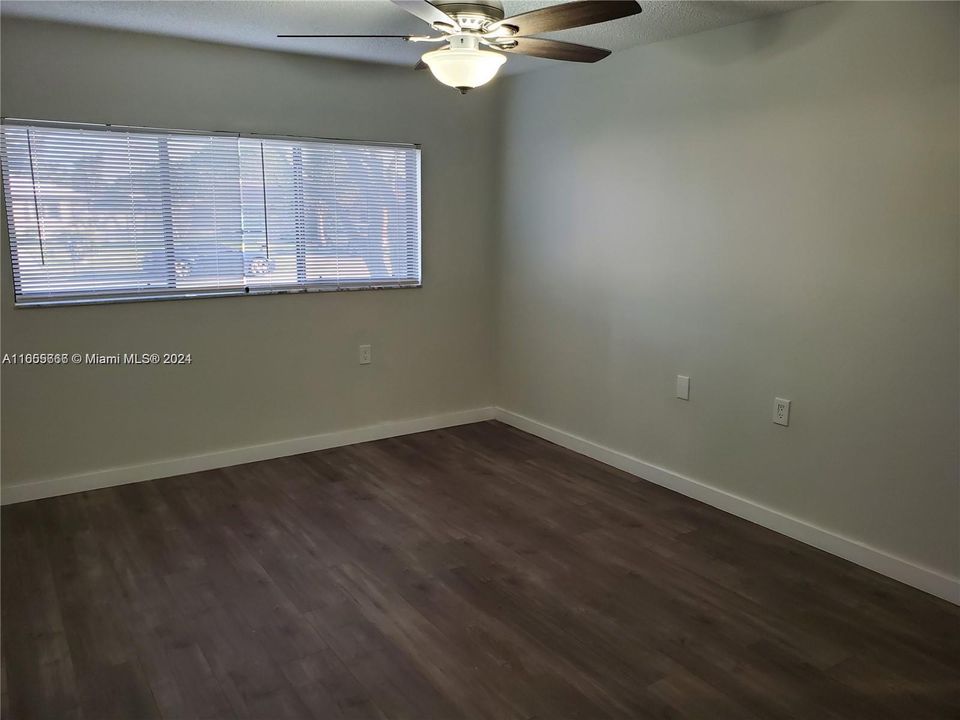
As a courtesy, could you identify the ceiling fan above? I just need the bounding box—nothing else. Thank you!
[279,0,642,94]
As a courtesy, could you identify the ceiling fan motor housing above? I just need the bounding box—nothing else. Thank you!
[432,0,505,30]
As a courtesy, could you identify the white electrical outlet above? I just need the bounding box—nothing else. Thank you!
[676,375,690,401]
[773,398,790,426]
[358,344,372,365]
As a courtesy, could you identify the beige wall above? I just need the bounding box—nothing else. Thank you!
[494,2,959,577]
[0,19,499,484]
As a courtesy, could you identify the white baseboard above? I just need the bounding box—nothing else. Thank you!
[495,407,960,606]
[0,406,497,506]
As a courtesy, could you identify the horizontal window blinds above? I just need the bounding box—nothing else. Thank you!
[0,121,421,306]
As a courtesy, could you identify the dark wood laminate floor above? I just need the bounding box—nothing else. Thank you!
[2,421,958,720]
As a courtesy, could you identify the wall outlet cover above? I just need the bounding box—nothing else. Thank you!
[774,398,790,426]
[358,344,372,365]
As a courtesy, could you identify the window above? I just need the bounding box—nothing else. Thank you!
[0,120,421,306]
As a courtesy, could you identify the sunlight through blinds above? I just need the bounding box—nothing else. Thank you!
[0,120,421,306]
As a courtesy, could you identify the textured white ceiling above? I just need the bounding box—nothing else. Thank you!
[1,1,817,74]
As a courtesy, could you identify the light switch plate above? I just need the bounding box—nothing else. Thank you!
[676,375,690,401]
[774,398,790,426]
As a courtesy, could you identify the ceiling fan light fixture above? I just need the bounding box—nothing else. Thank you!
[421,36,505,92]
[282,2,641,89]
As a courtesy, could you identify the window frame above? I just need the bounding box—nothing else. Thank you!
[0,118,423,308]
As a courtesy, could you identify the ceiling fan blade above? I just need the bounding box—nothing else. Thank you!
[277,34,413,38]
[391,0,460,29]
[493,1,641,37]
[415,59,428,70]
[496,37,610,63]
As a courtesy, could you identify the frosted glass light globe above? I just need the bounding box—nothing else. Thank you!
[422,47,506,93]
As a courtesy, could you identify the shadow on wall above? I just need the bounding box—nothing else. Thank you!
[677,1,843,65]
